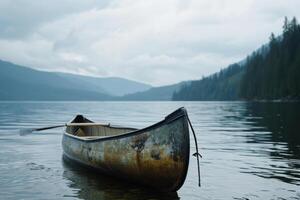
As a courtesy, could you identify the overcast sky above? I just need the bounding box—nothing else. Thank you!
[0,0,299,86]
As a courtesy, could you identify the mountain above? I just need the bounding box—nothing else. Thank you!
[173,17,300,101]
[0,60,151,100]
[56,73,151,96]
[121,82,188,101]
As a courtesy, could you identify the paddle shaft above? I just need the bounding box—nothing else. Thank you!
[34,124,66,131]
[33,122,109,131]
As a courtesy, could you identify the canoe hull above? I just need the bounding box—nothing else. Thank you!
[62,108,190,192]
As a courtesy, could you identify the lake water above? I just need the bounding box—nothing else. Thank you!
[0,101,299,200]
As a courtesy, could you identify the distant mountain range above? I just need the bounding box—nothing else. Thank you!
[0,60,152,100]
[120,82,188,101]
[55,73,151,96]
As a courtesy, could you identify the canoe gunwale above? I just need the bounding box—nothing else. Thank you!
[63,107,188,143]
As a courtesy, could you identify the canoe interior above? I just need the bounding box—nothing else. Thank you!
[66,115,137,138]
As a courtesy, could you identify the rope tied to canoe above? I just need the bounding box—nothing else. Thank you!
[186,114,202,187]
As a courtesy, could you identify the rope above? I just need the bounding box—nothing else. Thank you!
[187,114,202,187]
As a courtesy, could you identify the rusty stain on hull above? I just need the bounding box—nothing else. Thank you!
[62,108,190,192]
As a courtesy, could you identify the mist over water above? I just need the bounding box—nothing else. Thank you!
[0,102,299,200]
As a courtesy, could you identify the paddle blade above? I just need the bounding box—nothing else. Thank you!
[19,128,34,136]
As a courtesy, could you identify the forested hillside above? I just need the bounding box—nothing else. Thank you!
[240,17,300,100]
[173,17,300,101]
[173,64,244,100]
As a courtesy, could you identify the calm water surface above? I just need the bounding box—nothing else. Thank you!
[0,102,299,200]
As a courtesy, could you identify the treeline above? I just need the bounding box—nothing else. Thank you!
[240,17,300,100]
[173,17,300,101]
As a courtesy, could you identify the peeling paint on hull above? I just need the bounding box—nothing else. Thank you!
[62,108,190,192]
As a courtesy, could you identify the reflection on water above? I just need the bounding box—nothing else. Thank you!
[62,156,179,200]
[245,103,300,157]
[0,101,300,199]
[242,103,300,186]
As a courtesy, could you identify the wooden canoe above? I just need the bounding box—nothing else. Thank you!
[62,107,190,192]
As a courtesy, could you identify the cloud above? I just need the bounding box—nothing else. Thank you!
[0,0,110,38]
[0,0,299,86]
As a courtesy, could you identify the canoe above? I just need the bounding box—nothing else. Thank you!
[62,107,190,192]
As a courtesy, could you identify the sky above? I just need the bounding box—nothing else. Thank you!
[0,0,299,86]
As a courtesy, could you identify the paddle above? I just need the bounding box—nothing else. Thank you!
[19,122,109,136]
[19,124,66,136]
